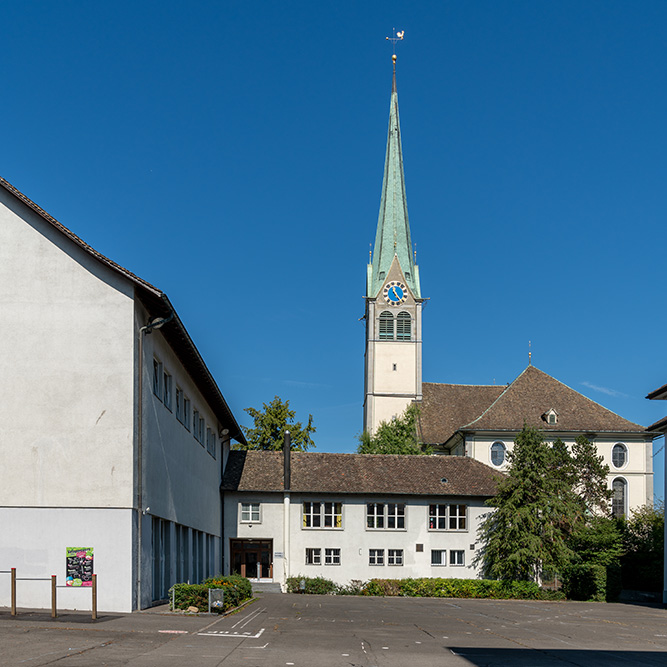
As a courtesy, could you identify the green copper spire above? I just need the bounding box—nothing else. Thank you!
[367,59,421,299]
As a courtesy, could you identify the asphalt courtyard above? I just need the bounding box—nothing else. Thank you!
[1,593,666,666]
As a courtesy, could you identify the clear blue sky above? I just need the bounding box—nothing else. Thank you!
[3,2,665,500]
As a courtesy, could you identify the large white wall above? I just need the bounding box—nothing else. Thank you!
[225,493,486,587]
[466,433,653,512]
[0,190,136,508]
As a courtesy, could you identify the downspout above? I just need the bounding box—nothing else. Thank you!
[136,312,173,611]
[283,431,291,590]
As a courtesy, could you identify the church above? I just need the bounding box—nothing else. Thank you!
[363,54,652,517]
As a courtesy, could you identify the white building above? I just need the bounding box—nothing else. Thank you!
[222,450,499,588]
[364,57,652,517]
[0,176,245,612]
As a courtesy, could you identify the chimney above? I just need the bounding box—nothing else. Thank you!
[284,430,291,491]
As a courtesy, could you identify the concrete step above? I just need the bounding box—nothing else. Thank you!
[251,581,282,594]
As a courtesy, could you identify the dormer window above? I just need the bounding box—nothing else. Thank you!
[543,409,558,425]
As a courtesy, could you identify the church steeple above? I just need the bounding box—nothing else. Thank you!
[367,57,421,299]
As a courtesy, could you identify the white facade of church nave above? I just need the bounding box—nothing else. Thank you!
[0,183,234,612]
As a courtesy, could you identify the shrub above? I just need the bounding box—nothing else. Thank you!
[562,563,621,602]
[286,575,338,595]
[170,574,253,613]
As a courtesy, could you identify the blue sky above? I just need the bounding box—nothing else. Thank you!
[3,2,665,500]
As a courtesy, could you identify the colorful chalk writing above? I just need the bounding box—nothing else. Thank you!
[66,547,94,587]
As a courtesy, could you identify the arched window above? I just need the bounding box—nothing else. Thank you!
[379,311,394,340]
[396,312,411,341]
[612,443,627,469]
[612,478,627,518]
[490,441,506,466]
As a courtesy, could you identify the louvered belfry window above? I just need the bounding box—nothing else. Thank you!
[396,312,411,340]
[379,311,394,340]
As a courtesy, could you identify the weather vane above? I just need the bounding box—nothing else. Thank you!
[386,28,405,57]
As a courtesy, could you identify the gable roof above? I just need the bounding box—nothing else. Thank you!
[418,382,505,445]
[0,175,246,444]
[222,450,500,497]
[419,365,645,445]
[464,365,644,435]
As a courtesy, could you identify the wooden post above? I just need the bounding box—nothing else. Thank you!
[51,575,57,618]
[10,568,16,616]
[240,563,246,578]
[92,574,98,620]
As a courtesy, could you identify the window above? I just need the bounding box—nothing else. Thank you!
[366,503,405,529]
[207,428,217,458]
[152,359,163,398]
[163,371,172,410]
[388,549,403,566]
[450,550,465,566]
[449,504,467,530]
[176,387,184,422]
[306,548,321,565]
[324,548,341,565]
[369,549,384,566]
[429,504,447,530]
[612,478,627,518]
[490,441,506,466]
[241,502,260,523]
[379,311,394,340]
[396,312,411,340]
[429,504,467,531]
[183,396,191,430]
[193,409,204,444]
[302,502,343,529]
[612,443,627,468]
[198,416,205,444]
[431,549,447,566]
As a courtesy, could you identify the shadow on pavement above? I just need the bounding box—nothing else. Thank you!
[0,611,120,624]
[449,647,667,666]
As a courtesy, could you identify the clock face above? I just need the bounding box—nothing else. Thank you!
[383,281,408,305]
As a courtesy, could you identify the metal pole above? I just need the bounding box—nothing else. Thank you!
[10,568,16,616]
[92,574,98,620]
[51,576,57,618]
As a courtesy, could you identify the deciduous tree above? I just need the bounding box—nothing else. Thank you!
[236,396,316,451]
[357,405,429,455]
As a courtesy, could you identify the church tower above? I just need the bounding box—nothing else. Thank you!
[363,54,423,435]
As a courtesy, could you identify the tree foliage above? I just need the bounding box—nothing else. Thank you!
[478,427,620,589]
[357,405,429,455]
[620,502,664,591]
[237,396,316,451]
[476,426,582,583]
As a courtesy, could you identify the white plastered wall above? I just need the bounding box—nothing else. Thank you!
[225,493,487,587]
[467,433,653,513]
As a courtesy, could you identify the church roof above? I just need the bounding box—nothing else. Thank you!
[0,175,246,445]
[223,450,500,497]
[418,383,505,445]
[419,365,645,445]
[367,63,420,299]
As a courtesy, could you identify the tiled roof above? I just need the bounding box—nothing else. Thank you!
[647,415,667,432]
[646,382,667,400]
[464,365,644,434]
[222,450,501,497]
[418,382,505,445]
[0,175,246,444]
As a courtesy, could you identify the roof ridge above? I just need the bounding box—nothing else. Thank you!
[423,381,505,389]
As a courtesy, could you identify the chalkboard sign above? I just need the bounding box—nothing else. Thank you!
[66,547,94,587]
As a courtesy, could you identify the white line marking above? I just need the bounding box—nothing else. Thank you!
[199,628,265,639]
[159,630,188,634]
[232,607,265,629]
[247,643,269,649]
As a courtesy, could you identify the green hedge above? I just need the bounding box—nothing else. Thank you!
[286,575,564,600]
[170,574,253,613]
[562,563,622,602]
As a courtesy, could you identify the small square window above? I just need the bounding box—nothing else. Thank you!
[306,548,321,565]
[431,549,447,566]
[450,550,465,566]
[241,502,260,523]
[369,549,384,566]
[324,548,341,565]
[388,549,403,566]
[416,543,424,553]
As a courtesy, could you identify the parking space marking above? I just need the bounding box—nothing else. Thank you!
[199,627,265,639]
